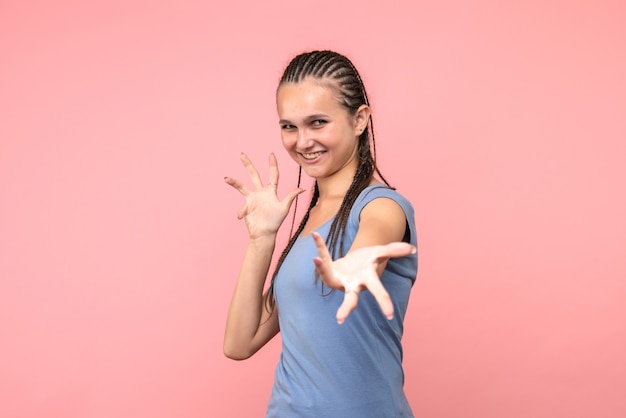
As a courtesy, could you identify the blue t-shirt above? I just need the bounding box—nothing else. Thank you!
[267,185,418,418]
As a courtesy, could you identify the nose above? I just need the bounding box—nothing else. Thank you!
[296,128,313,150]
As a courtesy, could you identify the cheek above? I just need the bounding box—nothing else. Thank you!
[325,125,353,147]
[319,125,340,142]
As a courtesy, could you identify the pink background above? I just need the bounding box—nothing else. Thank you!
[1,1,625,417]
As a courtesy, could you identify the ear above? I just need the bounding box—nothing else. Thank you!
[353,104,371,135]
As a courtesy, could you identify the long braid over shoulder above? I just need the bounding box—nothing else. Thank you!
[265,50,392,312]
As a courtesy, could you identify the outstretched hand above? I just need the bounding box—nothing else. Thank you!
[224,152,304,239]
[311,232,416,324]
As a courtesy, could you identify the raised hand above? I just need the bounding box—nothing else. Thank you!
[311,232,416,324]
[224,152,304,239]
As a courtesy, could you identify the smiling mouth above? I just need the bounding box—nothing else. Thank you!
[301,152,323,160]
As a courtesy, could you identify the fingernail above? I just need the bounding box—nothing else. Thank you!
[387,314,394,320]
[411,246,417,254]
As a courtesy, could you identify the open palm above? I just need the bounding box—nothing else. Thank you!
[311,232,416,324]
[225,153,303,239]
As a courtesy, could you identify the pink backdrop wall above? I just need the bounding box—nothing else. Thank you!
[1,1,624,417]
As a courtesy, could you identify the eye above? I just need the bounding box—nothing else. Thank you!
[312,119,327,127]
[281,124,296,130]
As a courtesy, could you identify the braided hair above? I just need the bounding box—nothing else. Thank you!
[265,50,392,312]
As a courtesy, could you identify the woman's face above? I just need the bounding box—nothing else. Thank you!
[277,78,364,182]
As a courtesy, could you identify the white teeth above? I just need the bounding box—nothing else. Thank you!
[302,152,322,160]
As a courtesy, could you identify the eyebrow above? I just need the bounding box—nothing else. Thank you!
[279,114,330,125]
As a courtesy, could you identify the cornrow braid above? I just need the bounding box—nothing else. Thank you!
[264,50,392,312]
[265,179,319,312]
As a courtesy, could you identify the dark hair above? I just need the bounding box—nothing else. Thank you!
[265,50,391,312]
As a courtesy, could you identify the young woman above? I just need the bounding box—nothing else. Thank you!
[224,50,418,417]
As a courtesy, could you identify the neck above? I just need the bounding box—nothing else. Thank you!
[316,171,356,201]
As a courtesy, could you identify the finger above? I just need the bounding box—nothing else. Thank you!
[236,205,248,220]
[336,290,360,324]
[268,153,279,186]
[311,232,332,262]
[239,152,263,189]
[224,176,250,197]
[374,242,417,262]
[363,275,394,320]
[312,256,334,285]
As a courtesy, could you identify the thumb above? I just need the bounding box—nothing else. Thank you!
[282,188,306,208]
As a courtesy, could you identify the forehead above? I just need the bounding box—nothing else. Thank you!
[276,78,344,119]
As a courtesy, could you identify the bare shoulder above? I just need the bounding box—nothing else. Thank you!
[360,196,406,226]
[355,195,407,246]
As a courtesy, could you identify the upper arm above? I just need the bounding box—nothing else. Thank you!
[348,197,408,253]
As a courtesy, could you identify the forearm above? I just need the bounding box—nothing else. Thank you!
[223,235,278,359]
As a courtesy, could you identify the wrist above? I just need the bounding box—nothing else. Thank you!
[248,234,277,248]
